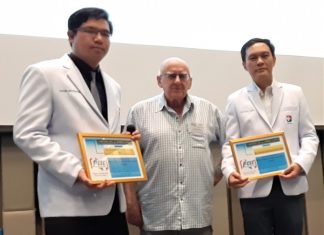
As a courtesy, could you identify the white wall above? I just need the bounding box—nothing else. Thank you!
[2,1,324,58]
[1,34,323,125]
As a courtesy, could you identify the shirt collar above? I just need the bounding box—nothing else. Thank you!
[157,93,194,113]
[69,53,100,82]
[252,80,276,97]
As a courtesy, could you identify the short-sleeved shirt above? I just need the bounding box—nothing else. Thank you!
[126,94,224,231]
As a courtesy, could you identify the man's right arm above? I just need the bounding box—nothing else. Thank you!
[124,182,143,228]
[13,65,82,187]
[221,97,248,187]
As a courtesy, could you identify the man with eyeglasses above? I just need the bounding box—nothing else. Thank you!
[124,57,224,235]
[221,38,319,235]
[13,7,136,235]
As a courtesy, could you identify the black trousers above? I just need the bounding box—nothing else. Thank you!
[44,190,129,235]
[240,177,305,235]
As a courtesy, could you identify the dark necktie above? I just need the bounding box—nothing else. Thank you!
[90,71,102,111]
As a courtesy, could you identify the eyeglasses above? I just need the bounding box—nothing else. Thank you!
[161,73,190,80]
[247,52,271,63]
[77,27,111,38]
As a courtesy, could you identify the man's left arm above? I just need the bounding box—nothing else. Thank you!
[213,107,226,185]
[282,88,319,178]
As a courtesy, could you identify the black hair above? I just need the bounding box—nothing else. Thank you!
[241,38,275,63]
[68,7,113,35]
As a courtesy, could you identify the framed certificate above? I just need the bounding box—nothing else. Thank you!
[77,133,147,184]
[229,132,292,180]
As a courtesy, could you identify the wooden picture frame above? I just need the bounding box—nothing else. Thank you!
[77,133,147,184]
[229,132,292,180]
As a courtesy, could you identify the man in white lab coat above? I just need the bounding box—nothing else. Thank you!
[13,7,138,235]
[221,38,319,235]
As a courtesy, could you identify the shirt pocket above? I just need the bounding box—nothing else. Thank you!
[238,109,259,127]
[188,122,207,148]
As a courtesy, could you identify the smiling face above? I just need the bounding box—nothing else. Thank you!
[243,42,276,91]
[68,18,110,69]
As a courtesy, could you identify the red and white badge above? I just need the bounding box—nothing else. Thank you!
[286,114,293,124]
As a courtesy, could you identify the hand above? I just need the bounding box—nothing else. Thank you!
[124,182,144,228]
[228,171,249,188]
[214,173,223,186]
[280,163,303,179]
[126,202,144,228]
[77,169,116,189]
[130,130,141,141]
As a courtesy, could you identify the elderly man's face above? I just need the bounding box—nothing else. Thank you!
[157,60,192,104]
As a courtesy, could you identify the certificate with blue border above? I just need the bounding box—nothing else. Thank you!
[78,133,147,183]
[229,132,292,180]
